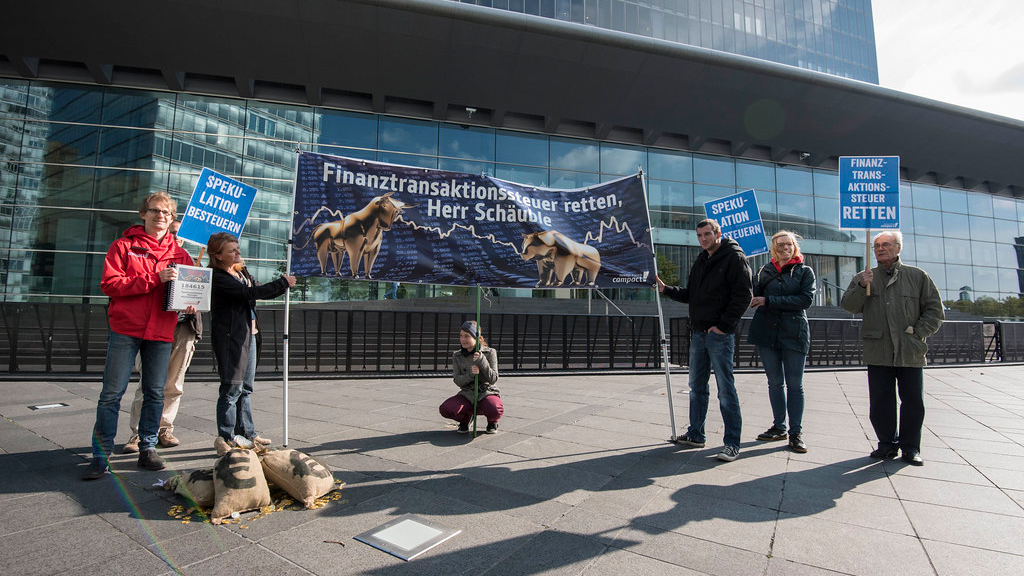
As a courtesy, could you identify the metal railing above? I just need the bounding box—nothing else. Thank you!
[0,303,663,376]
[670,317,997,367]
[1,303,1020,376]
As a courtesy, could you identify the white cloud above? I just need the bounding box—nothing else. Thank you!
[873,0,1024,120]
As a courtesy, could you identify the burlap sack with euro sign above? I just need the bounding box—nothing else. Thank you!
[166,468,215,508]
[260,449,335,508]
[211,448,271,522]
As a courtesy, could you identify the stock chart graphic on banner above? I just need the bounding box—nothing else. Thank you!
[290,152,656,289]
[839,156,900,230]
[703,189,768,256]
[177,167,258,246]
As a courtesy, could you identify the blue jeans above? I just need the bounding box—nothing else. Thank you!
[92,331,171,459]
[757,345,806,435]
[687,331,742,448]
[216,334,257,440]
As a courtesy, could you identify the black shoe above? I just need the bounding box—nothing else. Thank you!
[757,426,788,442]
[81,457,108,481]
[788,433,808,453]
[137,448,166,471]
[902,450,924,466]
[869,444,899,459]
[485,422,498,434]
[674,433,705,448]
[457,421,470,434]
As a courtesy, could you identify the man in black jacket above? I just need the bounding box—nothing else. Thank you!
[657,218,752,461]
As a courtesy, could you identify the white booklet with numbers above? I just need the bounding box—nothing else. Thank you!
[163,264,212,312]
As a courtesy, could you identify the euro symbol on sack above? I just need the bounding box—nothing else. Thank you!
[215,453,257,490]
[290,451,330,479]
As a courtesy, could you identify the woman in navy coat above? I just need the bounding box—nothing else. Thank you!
[747,231,815,453]
[207,232,295,446]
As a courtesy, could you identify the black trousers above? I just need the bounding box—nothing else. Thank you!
[867,365,925,453]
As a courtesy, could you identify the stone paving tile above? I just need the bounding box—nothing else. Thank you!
[888,473,1024,515]
[903,500,1024,554]
[772,513,934,576]
[2,367,1023,576]
[580,547,707,576]
[922,539,1024,576]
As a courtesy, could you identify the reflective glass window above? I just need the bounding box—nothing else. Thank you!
[939,188,967,213]
[945,263,973,294]
[899,181,912,207]
[941,212,969,239]
[440,124,495,161]
[967,191,993,217]
[994,218,1019,245]
[496,130,547,166]
[316,109,378,151]
[912,183,940,210]
[992,196,1017,220]
[924,264,947,296]
[31,121,98,165]
[379,117,437,156]
[995,243,1018,269]
[439,158,494,176]
[943,238,971,264]
[775,165,812,194]
[378,152,437,169]
[736,159,775,190]
[549,169,599,189]
[316,144,375,161]
[999,268,1021,294]
[970,240,997,267]
[968,215,995,243]
[693,154,734,186]
[550,137,598,172]
[648,179,694,213]
[496,164,547,186]
[101,90,167,128]
[648,149,693,182]
[97,128,156,169]
[776,192,812,221]
[899,233,916,262]
[812,169,838,198]
[31,85,103,123]
[694,184,736,211]
[912,209,942,237]
[971,267,998,299]
[600,142,646,176]
[914,234,943,263]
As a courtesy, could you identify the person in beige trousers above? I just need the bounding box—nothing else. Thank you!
[123,220,202,452]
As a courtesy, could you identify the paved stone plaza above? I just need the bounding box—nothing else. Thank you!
[1,365,1023,575]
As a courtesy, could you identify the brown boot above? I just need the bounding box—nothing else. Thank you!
[158,429,180,447]
[122,435,140,454]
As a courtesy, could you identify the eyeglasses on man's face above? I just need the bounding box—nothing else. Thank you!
[146,208,174,217]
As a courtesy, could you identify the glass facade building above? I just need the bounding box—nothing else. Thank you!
[455,0,879,83]
[2,78,1022,306]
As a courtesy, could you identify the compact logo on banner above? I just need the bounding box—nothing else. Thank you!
[704,189,768,256]
[177,167,258,246]
[839,156,900,229]
[289,152,656,289]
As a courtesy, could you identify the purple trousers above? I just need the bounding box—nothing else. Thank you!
[439,393,504,423]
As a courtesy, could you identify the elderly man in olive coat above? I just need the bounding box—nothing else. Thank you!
[841,230,943,466]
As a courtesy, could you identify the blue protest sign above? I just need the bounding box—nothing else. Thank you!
[839,156,900,229]
[704,189,768,256]
[177,168,257,246]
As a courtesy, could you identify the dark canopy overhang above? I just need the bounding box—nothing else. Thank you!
[3,0,1022,195]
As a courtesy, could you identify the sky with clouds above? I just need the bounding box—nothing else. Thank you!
[872,0,1024,121]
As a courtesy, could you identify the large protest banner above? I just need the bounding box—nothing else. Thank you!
[290,152,656,289]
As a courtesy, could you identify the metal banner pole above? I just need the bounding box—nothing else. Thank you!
[282,148,302,446]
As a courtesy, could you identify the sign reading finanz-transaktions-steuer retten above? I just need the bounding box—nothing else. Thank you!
[839,155,899,229]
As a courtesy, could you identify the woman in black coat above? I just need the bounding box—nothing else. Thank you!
[747,231,815,453]
[207,232,295,446]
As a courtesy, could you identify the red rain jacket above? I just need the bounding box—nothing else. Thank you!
[101,225,194,342]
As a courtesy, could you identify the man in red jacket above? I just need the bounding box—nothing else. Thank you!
[83,192,195,480]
